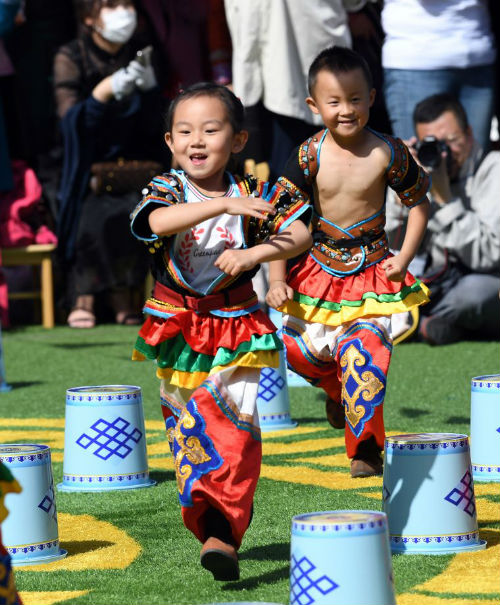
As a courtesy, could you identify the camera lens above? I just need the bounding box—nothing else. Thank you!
[416,138,442,168]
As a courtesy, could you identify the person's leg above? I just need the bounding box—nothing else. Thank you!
[332,318,392,476]
[420,273,500,344]
[457,64,496,152]
[268,112,317,180]
[383,68,456,140]
[164,366,262,580]
[108,287,143,325]
[67,294,95,328]
[238,102,269,166]
[282,314,343,425]
[283,314,392,476]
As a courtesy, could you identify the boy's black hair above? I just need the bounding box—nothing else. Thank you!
[165,82,245,134]
[413,93,469,132]
[308,46,373,95]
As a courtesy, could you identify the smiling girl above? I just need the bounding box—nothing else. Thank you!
[130,82,312,581]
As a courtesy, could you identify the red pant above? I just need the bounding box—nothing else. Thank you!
[160,368,262,549]
[283,319,392,458]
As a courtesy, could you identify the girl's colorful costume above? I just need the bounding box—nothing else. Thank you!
[276,128,431,458]
[131,170,309,546]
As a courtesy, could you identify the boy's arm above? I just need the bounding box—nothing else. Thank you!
[266,259,293,309]
[382,198,430,281]
[214,220,312,276]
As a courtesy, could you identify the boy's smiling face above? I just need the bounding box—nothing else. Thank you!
[306,68,375,139]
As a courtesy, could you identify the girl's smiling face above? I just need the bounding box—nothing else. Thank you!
[165,95,247,194]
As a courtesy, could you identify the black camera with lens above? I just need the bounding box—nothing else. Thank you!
[414,136,450,169]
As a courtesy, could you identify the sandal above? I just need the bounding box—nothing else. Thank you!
[67,308,96,329]
[115,311,143,326]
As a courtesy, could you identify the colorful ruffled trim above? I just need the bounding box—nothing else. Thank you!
[280,252,430,327]
[132,311,282,389]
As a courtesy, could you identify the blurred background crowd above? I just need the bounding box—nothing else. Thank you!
[0,0,498,345]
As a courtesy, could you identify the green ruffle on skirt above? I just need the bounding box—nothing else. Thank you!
[134,331,282,373]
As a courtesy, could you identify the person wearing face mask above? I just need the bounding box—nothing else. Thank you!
[53,0,167,327]
[386,93,500,346]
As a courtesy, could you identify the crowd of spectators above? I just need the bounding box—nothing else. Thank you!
[0,0,498,344]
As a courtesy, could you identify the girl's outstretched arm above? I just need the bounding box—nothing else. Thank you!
[148,196,275,237]
[214,220,312,276]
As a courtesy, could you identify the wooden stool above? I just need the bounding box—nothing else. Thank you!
[2,244,56,328]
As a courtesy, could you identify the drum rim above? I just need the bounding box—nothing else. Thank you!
[385,432,467,445]
[471,374,500,384]
[66,385,142,395]
[292,509,387,526]
[0,443,50,455]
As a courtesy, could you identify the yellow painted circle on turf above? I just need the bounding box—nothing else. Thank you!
[16,513,141,572]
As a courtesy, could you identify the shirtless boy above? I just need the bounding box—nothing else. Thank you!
[266,46,430,477]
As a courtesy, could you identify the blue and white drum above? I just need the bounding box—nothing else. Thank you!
[257,351,298,431]
[290,511,395,605]
[470,375,500,482]
[383,433,486,554]
[1,444,67,565]
[58,385,156,492]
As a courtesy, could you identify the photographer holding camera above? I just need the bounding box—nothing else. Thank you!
[386,93,500,345]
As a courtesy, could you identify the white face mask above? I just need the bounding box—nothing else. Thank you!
[96,6,137,44]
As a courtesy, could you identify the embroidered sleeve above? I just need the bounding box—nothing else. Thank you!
[130,172,184,241]
[246,142,315,243]
[386,136,430,208]
[278,143,314,199]
[235,174,312,245]
[261,183,312,240]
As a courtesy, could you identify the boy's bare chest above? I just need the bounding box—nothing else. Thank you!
[316,155,385,197]
[313,155,387,225]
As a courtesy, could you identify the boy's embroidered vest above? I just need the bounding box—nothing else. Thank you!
[298,129,389,277]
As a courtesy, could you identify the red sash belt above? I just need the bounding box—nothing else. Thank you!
[153,281,256,313]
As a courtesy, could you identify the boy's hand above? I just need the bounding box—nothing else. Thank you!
[224,196,276,220]
[214,248,259,276]
[382,255,408,282]
[266,280,293,308]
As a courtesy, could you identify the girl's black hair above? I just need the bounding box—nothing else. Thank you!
[308,46,373,95]
[164,82,245,134]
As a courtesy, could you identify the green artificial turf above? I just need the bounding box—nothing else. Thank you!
[0,325,498,605]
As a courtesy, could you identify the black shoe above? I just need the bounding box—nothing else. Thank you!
[420,315,463,346]
[200,537,240,581]
[351,436,383,478]
[325,396,345,429]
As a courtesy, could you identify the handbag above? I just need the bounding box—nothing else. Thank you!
[89,158,163,195]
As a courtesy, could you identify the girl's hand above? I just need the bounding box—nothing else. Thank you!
[266,280,293,308]
[214,248,259,276]
[382,255,409,282]
[224,196,276,219]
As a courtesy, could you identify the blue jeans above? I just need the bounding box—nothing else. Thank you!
[383,65,496,150]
